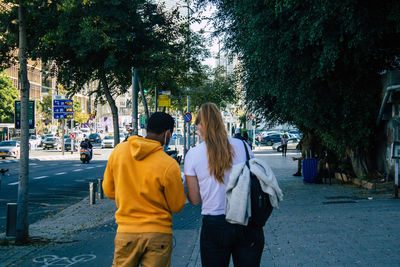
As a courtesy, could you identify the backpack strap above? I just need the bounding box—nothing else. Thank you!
[242,140,251,169]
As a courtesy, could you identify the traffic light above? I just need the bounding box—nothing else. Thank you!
[90,113,95,120]
[255,118,261,129]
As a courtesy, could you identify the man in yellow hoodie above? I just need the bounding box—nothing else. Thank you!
[103,112,186,267]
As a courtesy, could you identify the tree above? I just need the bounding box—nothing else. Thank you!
[0,70,19,123]
[204,0,400,177]
[73,98,89,124]
[35,95,52,134]
[189,66,238,111]
[37,0,187,146]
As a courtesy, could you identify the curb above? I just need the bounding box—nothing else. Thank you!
[187,227,201,267]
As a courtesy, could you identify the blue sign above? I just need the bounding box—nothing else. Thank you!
[172,133,178,140]
[184,112,192,123]
[53,99,74,119]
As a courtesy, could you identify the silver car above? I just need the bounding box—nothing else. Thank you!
[0,140,20,159]
[272,138,300,152]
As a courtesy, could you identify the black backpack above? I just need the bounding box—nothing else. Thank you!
[242,141,273,227]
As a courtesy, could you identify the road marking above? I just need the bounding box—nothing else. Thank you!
[8,181,19,185]
[95,165,105,168]
[33,254,96,266]
[75,179,85,182]
[87,167,94,169]
[73,169,82,172]
[29,163,38,166]
[33,176,48,180]
[55,172,67,175]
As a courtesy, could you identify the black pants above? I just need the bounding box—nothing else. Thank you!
[200,215,264,267]
[282,144,287,156]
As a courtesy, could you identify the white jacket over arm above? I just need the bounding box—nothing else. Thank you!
[225,158,283,226]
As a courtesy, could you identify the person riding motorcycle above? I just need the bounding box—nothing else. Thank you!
[80,138,93,158]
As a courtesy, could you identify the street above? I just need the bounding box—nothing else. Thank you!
[1,148,399,266]
[0,146,112,233]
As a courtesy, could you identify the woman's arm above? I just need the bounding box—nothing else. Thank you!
[185,175,201,205]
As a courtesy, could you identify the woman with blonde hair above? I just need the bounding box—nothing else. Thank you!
[184,103,264,266]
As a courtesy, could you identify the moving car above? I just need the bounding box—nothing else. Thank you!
[29,135,41,150]
[101,135,114,148]
[88,133,101,143]
[64,138,78,152]
[272,138,300,152]
[43,137,61,150]
[0,140,20,159]
[101,135,125,148]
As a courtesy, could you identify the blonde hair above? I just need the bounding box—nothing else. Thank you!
[198,103,233,183]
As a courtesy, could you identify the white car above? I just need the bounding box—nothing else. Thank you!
[0,140,20,159]
[101,135,126,148]
[101,135,115,148]
[29,135,41,150]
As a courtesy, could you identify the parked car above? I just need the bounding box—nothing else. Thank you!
[0,140,20,159]
[272,138,300,152]
[64,138,78,152]
[89,133,102,143]
[261,134,283,146]
[43,137,61,150]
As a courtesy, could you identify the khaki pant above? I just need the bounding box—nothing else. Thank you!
[112,232,172,267]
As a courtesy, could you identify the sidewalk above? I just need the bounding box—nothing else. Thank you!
[1,150,400,266]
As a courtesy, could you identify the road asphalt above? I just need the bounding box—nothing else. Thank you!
[1,148,399,266]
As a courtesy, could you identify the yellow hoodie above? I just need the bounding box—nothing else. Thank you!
[103,136,186,234]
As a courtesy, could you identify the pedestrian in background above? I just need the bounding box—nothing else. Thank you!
[184,103,264,267]
[103,112,186,267]
[233,127,244,140]
[281,134,288,157]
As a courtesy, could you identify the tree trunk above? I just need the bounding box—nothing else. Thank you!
[16,2,30,244]
[346,148,370,178]
[137,76,149,121]
[99,70,120,146]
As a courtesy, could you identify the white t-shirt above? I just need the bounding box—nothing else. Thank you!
[184,137,254,215]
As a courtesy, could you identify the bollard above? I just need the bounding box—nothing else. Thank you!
[6,203,17,237]
[89,182,96,205]
[97,179,104,200]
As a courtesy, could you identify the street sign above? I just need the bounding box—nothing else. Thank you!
[172,133,178,140]
[158,94,171,107]
[184,112,192,123]
[15,100,35,129]
[70,133,77,140]
[53,98,74,119]
[140,115,146,129]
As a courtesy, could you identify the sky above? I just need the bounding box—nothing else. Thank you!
[157,0,219,68]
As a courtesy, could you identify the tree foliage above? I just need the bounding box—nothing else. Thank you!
[0,70,19,123]
[203,0,400,174]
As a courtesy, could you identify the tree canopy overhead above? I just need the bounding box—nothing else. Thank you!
[201,0,400,175]
[0,70,19,123]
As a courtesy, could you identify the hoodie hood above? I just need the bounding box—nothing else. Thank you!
[129,136,163,160]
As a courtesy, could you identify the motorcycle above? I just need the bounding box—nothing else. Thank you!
[80,148,92,164]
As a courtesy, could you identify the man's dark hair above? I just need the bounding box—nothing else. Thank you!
[147,112,175,134]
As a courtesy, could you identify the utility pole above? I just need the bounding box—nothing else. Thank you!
[16,2,30,244]
[132,68,138,135]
